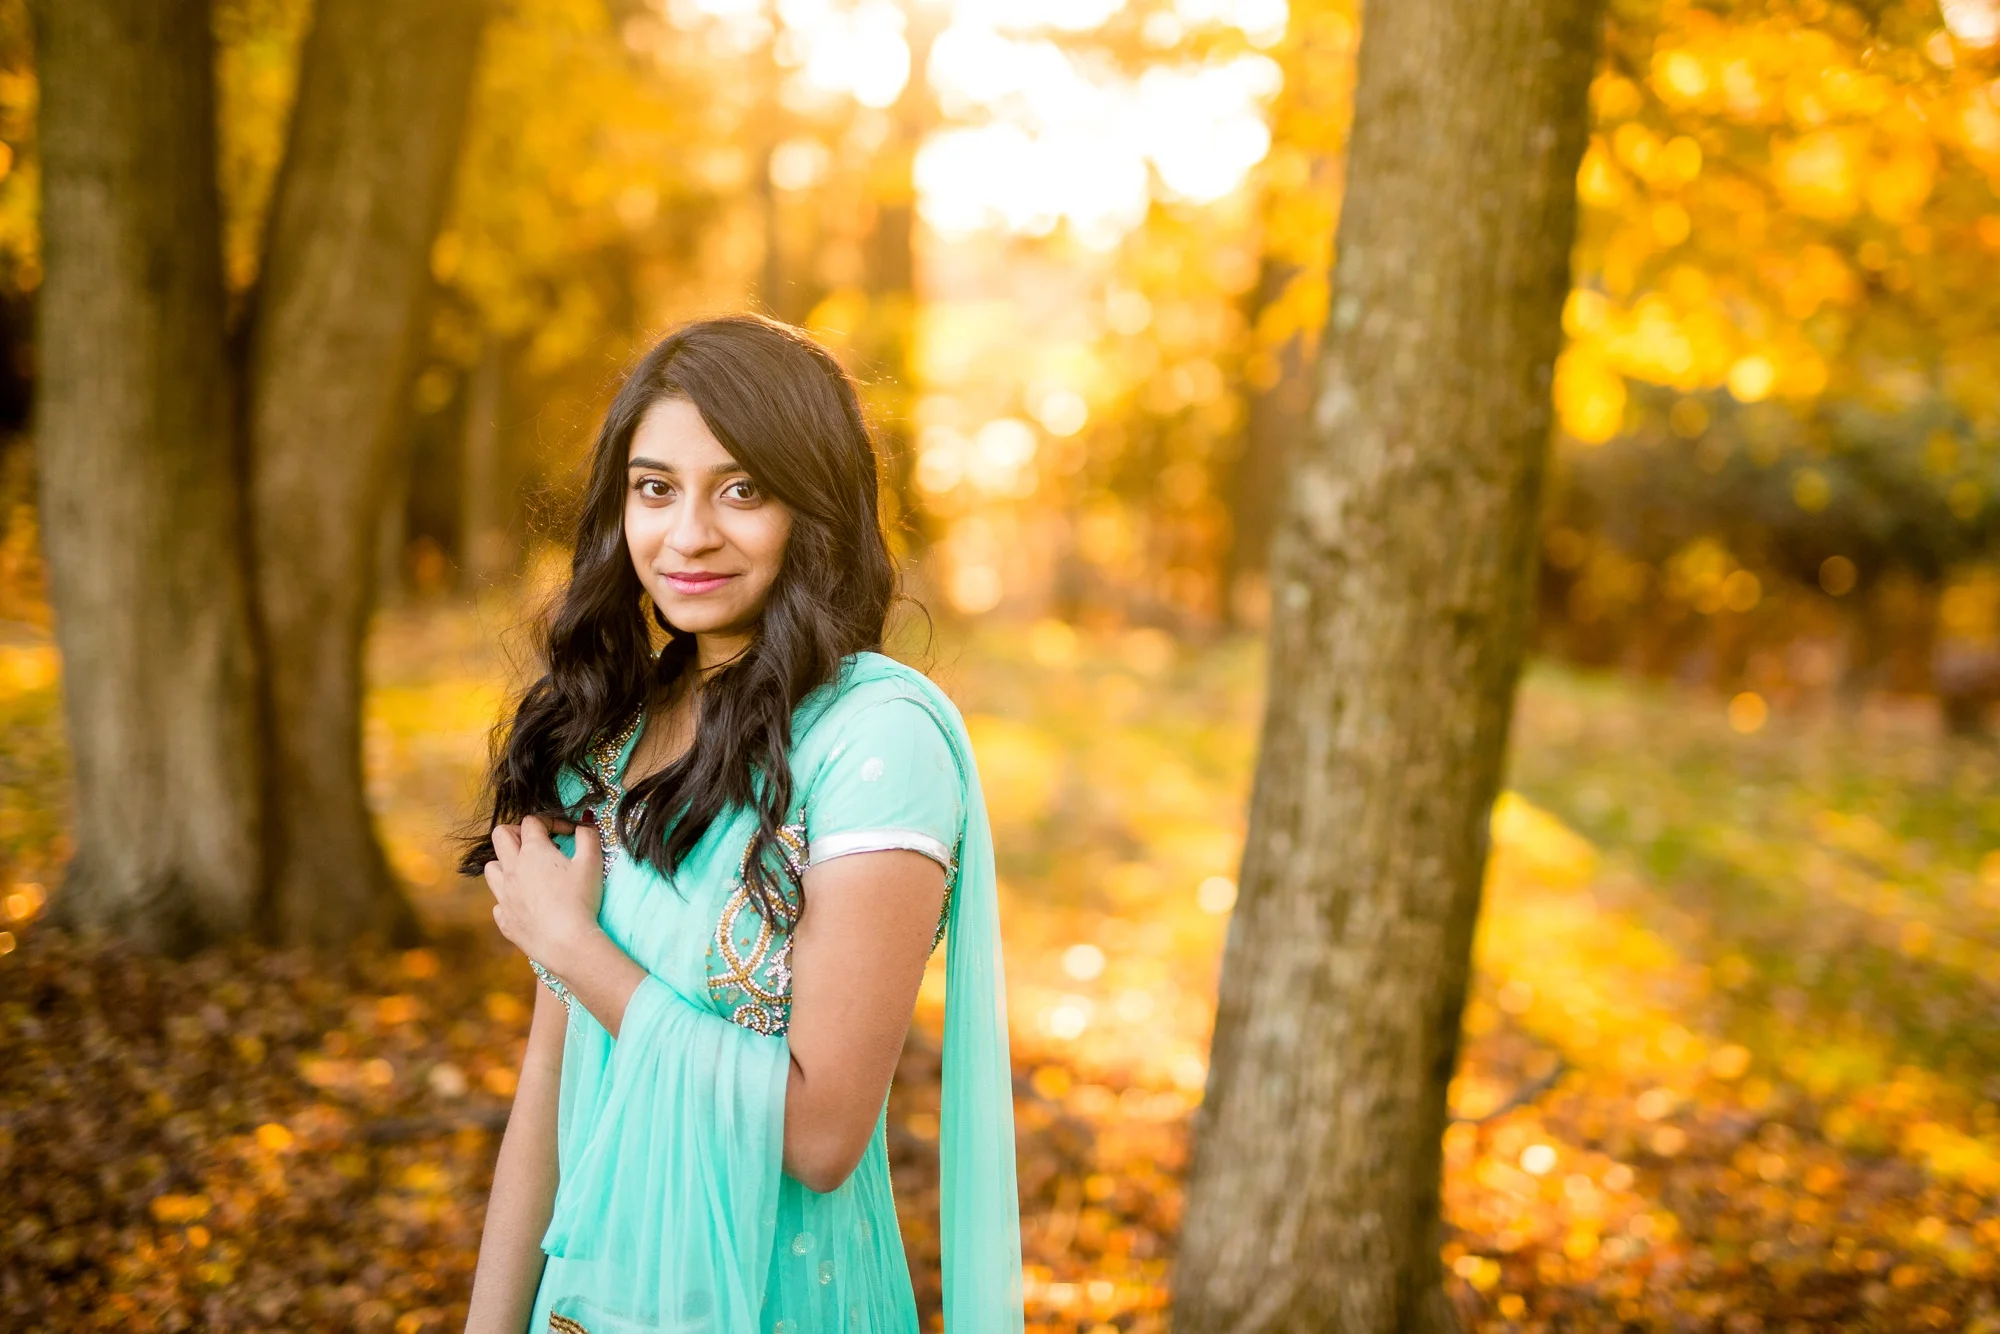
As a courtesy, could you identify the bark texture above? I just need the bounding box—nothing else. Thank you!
[33,0,265,951]
[1171,0,1605,1328]
[246,0,485,946]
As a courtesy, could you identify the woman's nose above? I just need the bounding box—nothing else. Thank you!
[667,496,721,553]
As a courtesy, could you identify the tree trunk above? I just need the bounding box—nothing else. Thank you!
[32,0,265,952]
[245,0,485,947]
[376,439,411,607]
[1224,256,1313,625]
[458,336,511,589]
[1171,0,1603,1328]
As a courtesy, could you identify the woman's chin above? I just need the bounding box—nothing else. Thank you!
[654,602,753,637]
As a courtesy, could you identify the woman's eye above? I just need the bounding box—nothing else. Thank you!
[635,477,672,500]
[725,480,758,501]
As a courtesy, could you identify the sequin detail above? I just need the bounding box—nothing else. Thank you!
[584,708,648,880]
[935,845,959,952]
[528,709,644,1013]
[549,1314,589,1334]
[528,958,573,1012]
[706,819,810,1035]
[706,817,959,1035]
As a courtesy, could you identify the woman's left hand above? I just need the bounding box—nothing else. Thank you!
[484,814,605,978]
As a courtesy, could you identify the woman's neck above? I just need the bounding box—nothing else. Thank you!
[694,628,753,676]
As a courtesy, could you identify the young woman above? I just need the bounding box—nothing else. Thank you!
[458,316,1023,1334]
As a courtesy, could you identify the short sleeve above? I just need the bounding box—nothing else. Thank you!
[805,696,964,876]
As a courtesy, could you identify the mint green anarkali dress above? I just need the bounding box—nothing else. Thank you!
[524,652,1024,1334]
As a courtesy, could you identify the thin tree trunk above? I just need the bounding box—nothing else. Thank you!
[1171,0,1603,1328]
[32,0,264,952]
[376,446,410,607]
[459,336,511,589]
[244,0,485,947]
[1224,256,1312,623]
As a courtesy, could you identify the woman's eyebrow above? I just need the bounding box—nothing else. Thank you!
[625,457,744,474]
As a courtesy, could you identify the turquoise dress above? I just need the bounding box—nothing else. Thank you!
[524,651,1023,1334]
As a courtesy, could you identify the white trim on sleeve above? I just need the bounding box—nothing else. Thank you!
[808,828,952,872]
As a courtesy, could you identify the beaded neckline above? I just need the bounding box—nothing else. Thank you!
[584,707,648,880]
[527,707,646,1013]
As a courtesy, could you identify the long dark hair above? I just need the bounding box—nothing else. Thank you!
[456,314,899,927]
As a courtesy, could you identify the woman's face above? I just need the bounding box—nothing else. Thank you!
[625,396,794,641]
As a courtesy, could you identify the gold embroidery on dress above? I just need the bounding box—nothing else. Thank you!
[549,1313,589,1334]
[529,709,646,1011]
[706,819,809,1035]
[705,819,960,1035]
[933,843,960,952]
[584,709,647,879]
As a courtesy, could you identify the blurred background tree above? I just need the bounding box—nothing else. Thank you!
[36,0,265,954]
[1172,0,1603,1324]
[35,0,484,951]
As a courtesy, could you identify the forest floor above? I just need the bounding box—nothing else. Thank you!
[3,597,1999,1331]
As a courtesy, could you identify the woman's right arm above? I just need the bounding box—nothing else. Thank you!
[465,979,567,1334]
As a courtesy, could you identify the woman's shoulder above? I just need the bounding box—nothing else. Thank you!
[793,651,965,755]
[825,651,961,716]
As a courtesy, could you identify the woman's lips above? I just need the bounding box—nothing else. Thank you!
[665,572,735,595]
